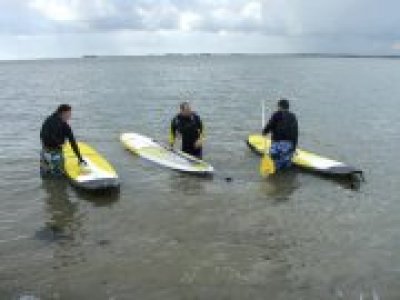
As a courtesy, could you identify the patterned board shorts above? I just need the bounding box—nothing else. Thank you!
[40,148,64,177]
[269,141,295,171]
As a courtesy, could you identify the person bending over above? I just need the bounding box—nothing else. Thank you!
[40,104,85,177]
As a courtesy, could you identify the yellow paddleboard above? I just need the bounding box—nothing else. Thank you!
[63,142,119,190]
[247,134,362,176]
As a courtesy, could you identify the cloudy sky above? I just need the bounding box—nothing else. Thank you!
[0,0,399,59]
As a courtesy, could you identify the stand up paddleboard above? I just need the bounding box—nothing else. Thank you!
[247,134,363,177]
[63,142,119,190]
[120,132,214,175]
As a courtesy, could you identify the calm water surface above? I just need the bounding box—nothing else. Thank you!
[0,56,399,299]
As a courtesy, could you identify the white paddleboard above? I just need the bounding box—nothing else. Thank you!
[120,132,214,175]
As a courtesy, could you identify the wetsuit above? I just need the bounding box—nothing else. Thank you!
[170,112,204,158]
[262,110,298,170]
[40,112,83,176]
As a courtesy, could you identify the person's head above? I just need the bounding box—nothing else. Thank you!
[56,104,72,122]
[179,101,192,117]
[278,98,290,111]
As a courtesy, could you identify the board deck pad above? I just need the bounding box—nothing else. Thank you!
[247,134,362,176]
[63,142,119,190]
[121,132,214,175]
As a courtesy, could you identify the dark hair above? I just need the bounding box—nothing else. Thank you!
[56,104,72,114]
[278,99,289,110]
[180,101,190,110]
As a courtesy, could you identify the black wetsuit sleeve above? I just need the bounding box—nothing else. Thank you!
[40,121,48,146]
[64,124,83,161]
[293,116,299,149]
[196,114,204,137]
[169,116,178,145]
[262,112,277,135]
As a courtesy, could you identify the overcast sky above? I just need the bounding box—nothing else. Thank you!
[0,0,399,59]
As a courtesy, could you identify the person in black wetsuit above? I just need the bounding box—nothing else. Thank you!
[169,102,204,159]
[262,99,298,170]
[40,104,85,177]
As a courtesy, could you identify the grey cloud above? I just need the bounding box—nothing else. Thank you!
[1,0,400,39]
[0,1,281,34]
[1,0,400,59]
[286,0,400,38]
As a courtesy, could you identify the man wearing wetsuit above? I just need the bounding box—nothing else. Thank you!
[169,102,204,159]
[40,104,85,177]
[262,99,298,170]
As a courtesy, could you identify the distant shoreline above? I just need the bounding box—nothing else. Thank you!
[1,53,400,62]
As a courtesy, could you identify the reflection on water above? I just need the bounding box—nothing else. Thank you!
[38,180,87,269]
[169,173,208,195]
[36,180,79,242]
[74,186,120,207]
[310,171,364,191]
[260,169,299,202]
[37,179,120,239]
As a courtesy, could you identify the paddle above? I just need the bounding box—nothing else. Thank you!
[170,147,204,164]
[260,148,276,176]
[259,100,276,177]
[155,139,204,165]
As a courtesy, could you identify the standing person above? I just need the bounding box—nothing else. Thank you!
[169,102,204,159]
[40,104,85,177]
[262,99,298,170]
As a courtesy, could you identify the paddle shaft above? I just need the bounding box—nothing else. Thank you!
[156,139,203,164]
[259,100,276,176]
[171,148,202,164]
[261,100,269,156]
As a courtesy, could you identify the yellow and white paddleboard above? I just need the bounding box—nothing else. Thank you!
[63,142,119,190]
[120,132,214,175]
[247,134,362,176]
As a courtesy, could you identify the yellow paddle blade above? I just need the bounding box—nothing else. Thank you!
[260,154,276,177]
